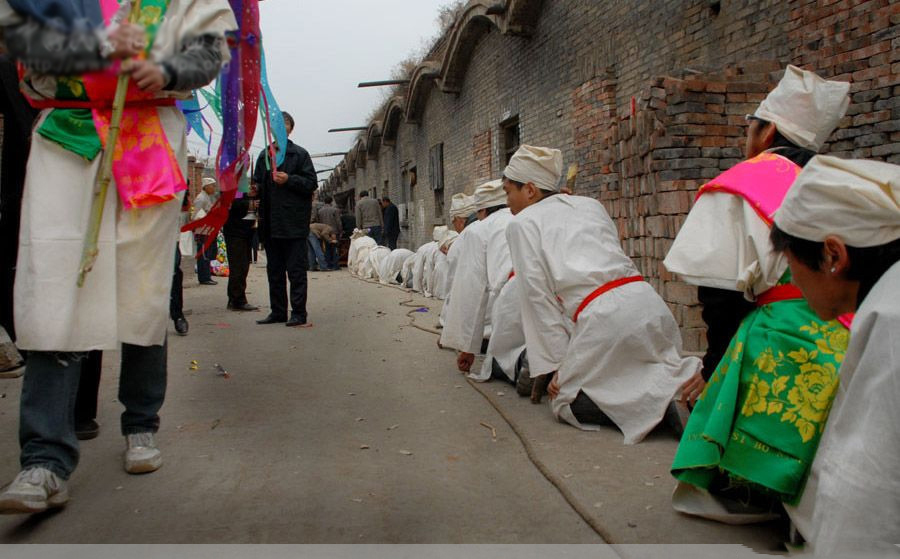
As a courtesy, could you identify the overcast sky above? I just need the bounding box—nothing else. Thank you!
[187,0,452,181]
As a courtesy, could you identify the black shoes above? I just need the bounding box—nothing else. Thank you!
[286,315,307,327]
[228,302,259,311]
[256,314,286,325]
[199,280,217,286]
[75,420,100,441]
[174,317,189,336]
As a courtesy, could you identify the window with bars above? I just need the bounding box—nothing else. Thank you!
[429,143,445,220]
[500,116,520,167]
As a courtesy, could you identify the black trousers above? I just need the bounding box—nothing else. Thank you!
[698,286,755,381]
[385,232,399,251]
[74,350,103,425]
[265,236,308,320]
[170,245,184,320]
[225,234,251,305]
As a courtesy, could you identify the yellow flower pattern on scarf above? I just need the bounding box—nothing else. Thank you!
[740,321,846,442]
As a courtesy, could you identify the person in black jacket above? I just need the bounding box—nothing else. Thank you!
[223,185,259,312]
[381,197,401,250]
[253,112,318,327]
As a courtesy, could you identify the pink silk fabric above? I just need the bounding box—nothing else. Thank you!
[84,0,186,210]
[696,152,801,225]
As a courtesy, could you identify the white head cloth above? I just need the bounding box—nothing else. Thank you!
[473,179,505,211]
[754,65,850,152]
[439,230,459,250]
[432,225,449,243]
[774,155,900,248]
[450,193,475,219]
[503,144,563,192]
[202,177,217,188]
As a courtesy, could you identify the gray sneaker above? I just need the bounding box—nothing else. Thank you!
[124,432,163,474]
[0,467,69,514]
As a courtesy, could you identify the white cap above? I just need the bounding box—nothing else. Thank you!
[432,225,448,243]
[503,144,564,192]
[753,65,850,152]
[439,230,459,250]
[473,179,506,211]
[774,155,900,247]
[202,177,217,188]
[449,193,475,219]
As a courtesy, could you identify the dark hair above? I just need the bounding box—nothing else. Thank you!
[502,175,555,201]
[359,191,368,198]
[324,195,333,204]
[282,112,295,130]
[382,196,391,203]
[751,117,816,167]
[482,204,507,216]
[771,225,900,306]
[503,176,524,188]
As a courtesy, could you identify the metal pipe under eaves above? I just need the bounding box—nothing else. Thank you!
[357,79,410,88]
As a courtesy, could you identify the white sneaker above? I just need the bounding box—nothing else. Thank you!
[0,467,69,514]
[124,432,163,474]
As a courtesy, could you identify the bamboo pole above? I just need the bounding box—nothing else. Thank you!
[77,0,144,287]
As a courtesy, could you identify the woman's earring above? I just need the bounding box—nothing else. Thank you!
[830,267,836,273]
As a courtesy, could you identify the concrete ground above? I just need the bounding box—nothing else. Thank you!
[0,261,786,547]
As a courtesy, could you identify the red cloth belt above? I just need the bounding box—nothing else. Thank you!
[573,275,644,323]
[27,97,177,110]
[755,284,804,307]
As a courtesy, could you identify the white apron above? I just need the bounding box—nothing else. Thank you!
[13,0,235,351]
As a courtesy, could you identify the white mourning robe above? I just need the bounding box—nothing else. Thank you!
[400,253,417,289]
[506,195,700,444]
[422,244,439,298]
[379,249,414,285]
[12,0,236,351]
[440,209,513,355]
[411,241,437,294]
[474,274,525,383]
[348,236,376,277]
[438,226,472,328]
[787,261,900,553]
[431,250,451,300]
[663,190,787,300]
[363,246,391,281]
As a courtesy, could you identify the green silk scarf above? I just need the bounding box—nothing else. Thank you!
[671,274,847,505]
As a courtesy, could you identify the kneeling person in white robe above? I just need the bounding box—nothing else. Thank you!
[430,230,458,300]
[440,180,513,375]
[380,248,414,285]
[438,194,475,328]
[503,145,702,444]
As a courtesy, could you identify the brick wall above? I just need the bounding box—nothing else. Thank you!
[325,0,899,351]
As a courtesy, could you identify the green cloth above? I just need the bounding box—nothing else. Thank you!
[35,0,171,160]
[671,275,847,505]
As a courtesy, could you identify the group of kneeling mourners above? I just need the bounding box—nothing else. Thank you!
[347,66,899,553]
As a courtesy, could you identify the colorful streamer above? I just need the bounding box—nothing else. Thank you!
[182,0,262,249]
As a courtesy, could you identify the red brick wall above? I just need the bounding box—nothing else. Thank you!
[331,0,900,351]
[472,129,492,188]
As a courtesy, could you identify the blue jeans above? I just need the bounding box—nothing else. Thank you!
[367,226,383,245]
[325,242,339,270]
[307,233,328,271]
[19,342,167,479]
[195,235,214,282]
